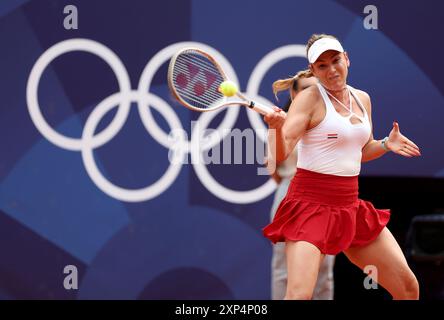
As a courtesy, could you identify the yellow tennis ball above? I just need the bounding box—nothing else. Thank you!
[219,81,238,97]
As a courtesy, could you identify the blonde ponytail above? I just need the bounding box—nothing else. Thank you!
[272,69,313,100]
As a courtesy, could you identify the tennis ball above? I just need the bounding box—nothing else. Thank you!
[219,81,238,97]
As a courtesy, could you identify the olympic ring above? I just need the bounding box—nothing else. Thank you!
[26,39,132,151]
[190,106,276,204]
[26,39,306,203]
[81,91,185,202]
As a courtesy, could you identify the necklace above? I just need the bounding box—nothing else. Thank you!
[325,88,352,114]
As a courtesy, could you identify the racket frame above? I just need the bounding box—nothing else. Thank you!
[168,47,275,115]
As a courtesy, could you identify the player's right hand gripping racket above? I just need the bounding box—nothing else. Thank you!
[168,47,278,116]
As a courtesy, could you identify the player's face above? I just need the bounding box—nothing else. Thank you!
[310,50,350,91]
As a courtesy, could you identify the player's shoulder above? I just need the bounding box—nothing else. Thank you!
[350,87,372,112]
[294,84,321,107]
[351,88,371,104]
[301,83,320,97]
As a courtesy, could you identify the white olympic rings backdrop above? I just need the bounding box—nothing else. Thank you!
[26,38,306,204]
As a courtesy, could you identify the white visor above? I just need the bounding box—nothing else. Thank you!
[307,38,344,63]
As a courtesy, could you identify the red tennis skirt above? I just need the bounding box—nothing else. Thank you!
[263,168,390,255]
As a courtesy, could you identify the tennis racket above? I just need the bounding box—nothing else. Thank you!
[168,47,276,115]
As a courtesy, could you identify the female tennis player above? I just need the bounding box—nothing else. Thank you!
[267,74,336,300]
[263,34,421,300]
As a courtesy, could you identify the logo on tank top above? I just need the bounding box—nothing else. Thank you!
[327,133,338,139]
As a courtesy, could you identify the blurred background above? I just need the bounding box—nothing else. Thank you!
[0,0,443,299]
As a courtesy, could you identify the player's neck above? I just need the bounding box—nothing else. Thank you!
[324,86,348,102]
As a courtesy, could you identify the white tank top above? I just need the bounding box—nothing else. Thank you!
[297,83,371,176]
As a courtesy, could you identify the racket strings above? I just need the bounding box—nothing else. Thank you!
[179,55,220,78]
[173,65,219,108]
[173,54,223,102]
[174,87,216,109]
[174,64,222,101]
[172,50,225,110]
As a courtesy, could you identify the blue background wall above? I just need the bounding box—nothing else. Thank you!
[0,0,443,299]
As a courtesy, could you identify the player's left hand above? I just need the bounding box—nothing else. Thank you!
[387,121,421,157]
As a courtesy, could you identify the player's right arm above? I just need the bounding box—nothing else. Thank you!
[266,87,317,164]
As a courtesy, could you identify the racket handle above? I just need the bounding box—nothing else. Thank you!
[247,101,275,115]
